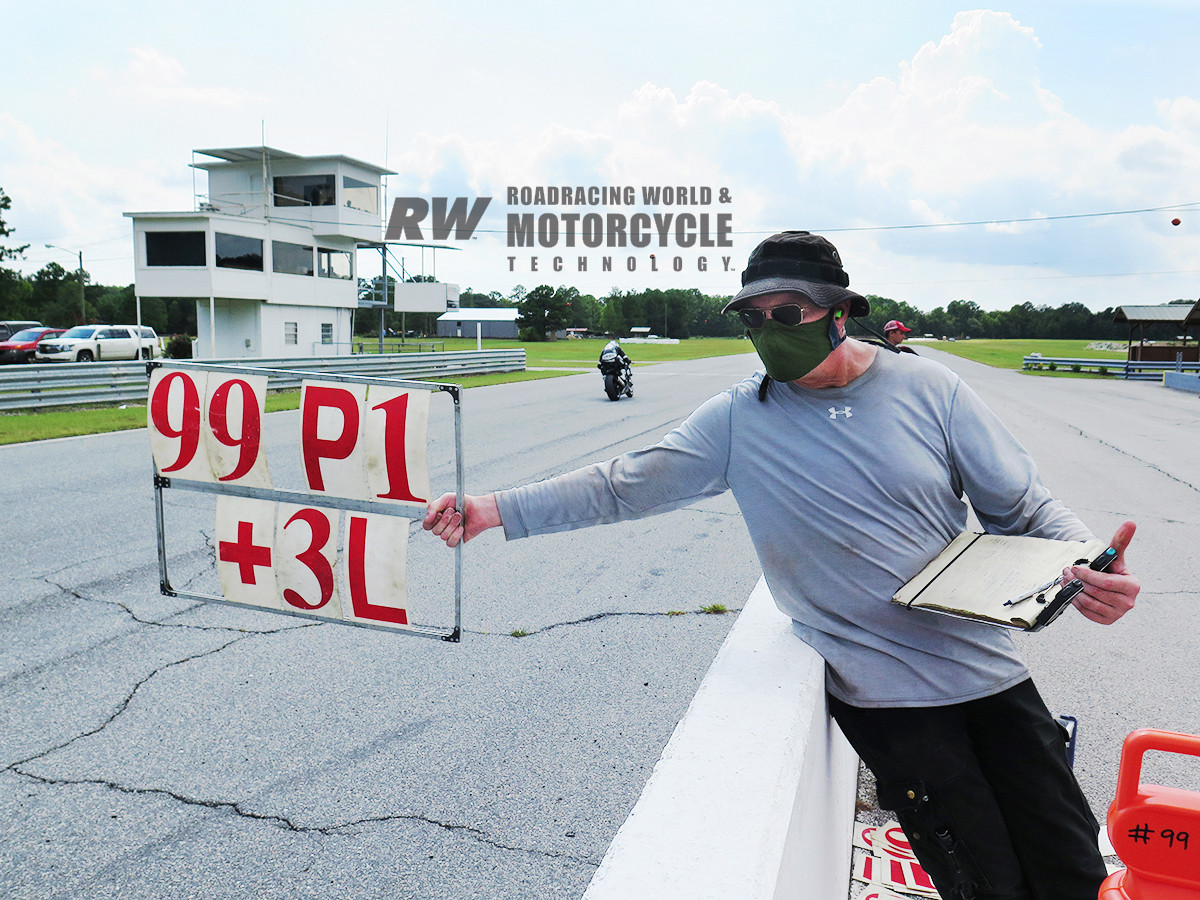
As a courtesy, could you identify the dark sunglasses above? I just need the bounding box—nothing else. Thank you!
[736,304,827,329]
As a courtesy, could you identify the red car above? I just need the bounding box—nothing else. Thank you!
[0,327,66,363]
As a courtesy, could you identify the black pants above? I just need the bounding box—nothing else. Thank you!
[829,679,1107,900]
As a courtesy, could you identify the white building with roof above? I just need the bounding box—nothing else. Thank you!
[125,146,458,359]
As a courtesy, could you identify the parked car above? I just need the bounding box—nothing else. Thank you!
[35,325,162,362]
[134,326,164,359]
[0,327,66,363]
[0,320,42,342]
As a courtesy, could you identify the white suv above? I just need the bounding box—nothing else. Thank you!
[35,325,162,362]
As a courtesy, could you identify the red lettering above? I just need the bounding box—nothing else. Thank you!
[281,509,334,610]
[372,392,426,502]
[150,371,201,472]
[219,520,272,585]
[209,379,262,482]
[301,385,360,491]
[347,515,408,625]
[910,862,936,891]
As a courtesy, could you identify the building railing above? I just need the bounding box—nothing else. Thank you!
[1022,356,1200,381]
[306,341,447,355]
[352,340,445,355]
[0,350,526,412]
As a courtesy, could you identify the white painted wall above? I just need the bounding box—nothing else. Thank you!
[258,303,349,358]
[583,578,858,900]
[191,300,349,359]
[195,298,260,359]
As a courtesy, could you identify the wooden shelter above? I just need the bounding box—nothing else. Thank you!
[1113,300,1200,362]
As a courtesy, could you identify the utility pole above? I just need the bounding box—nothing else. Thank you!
[75,249,84,321]
[45,244,85,322]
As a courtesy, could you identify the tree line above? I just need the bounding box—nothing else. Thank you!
[2,266,1160,345]
[357,273,1165,343]
[415,283,1158,343]
[0,262,197,334]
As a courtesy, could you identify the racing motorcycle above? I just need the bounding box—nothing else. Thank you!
[599,357,634,401]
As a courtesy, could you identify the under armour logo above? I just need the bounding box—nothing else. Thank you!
[828,406,853,419]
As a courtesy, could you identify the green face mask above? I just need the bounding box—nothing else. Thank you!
[747,317,837,382]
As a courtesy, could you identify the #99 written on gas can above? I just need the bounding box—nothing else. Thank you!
[148,367,434,629]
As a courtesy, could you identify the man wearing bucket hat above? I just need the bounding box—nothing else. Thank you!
[425,230,1140,900]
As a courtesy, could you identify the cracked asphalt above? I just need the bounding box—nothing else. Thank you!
[1,352,764,900]
[3,347,1197,899]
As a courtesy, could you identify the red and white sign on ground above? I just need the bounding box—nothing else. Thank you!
[149,362,461,641]
[853,887,920,900]
[853,820,942,899]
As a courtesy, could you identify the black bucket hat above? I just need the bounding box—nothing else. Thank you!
[722,231,870,317]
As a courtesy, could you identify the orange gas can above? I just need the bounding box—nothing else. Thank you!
[1100,729,1200,900]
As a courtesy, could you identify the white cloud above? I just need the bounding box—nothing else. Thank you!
[0,112,183,276]
[389,3,1200,306]
[95,48,268,108]
[1157,96,1200,134]
[10,10,1200,308]
[814,12,1070,195]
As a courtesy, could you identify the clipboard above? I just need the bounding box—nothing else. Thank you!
[891,531,1115,632]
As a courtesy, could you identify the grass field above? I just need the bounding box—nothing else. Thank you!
[0,337,1128,445]
[919,338,1127,370]
[0,369,578,446]
[435,336,754,367]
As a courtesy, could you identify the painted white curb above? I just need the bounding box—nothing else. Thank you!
[584,576,858,899]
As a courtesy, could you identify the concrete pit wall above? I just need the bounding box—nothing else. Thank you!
[583,577,859,900]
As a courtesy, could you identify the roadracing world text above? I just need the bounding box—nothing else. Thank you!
[384,185,736,274]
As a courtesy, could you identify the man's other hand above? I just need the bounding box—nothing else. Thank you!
[1069,520,1140,625]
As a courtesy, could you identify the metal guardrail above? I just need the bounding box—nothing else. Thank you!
[0,350,526,412]
[1022,356,1200,381]
[310,340,447,355]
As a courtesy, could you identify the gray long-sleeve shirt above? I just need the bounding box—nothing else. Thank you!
[496,349,1093,707]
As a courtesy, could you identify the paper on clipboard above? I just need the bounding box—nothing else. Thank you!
[892,531,1107,630]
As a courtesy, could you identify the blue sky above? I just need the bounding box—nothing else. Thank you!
[3,0,1200,311]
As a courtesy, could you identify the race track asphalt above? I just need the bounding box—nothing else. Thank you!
[2,345,1196,899]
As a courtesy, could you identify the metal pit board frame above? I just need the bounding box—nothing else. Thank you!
[149,360,464,642]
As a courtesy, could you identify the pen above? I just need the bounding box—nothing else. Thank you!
[1003,577,1062,607]
[1003,546,1118,609]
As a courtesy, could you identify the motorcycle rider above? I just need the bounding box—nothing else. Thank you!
[599,338,632,377]
[597,338,633,399]
[599,338,630,369]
